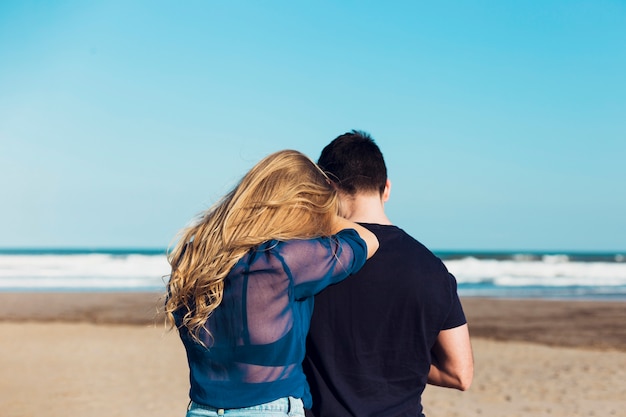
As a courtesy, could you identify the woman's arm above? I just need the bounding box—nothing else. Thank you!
[331,215,379,259]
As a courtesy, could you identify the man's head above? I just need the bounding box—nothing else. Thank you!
[318,130,387,197]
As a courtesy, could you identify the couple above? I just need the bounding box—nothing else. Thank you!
[165,131,474,417]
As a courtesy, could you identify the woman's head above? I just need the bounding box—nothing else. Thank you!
[221,149,339,243]
[165,149,338,343]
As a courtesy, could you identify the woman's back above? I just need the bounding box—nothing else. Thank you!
[176,230,367,409]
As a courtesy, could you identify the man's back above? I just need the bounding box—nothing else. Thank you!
[304,223,466,417]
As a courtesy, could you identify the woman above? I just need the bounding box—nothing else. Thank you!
[165,150,378,416]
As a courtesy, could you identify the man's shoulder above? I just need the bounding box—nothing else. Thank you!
[359,223,442,262]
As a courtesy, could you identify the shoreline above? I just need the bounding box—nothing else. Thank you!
[461,296,626,351]
[1,292,624,350]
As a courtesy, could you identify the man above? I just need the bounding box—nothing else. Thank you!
[303,131,473,417]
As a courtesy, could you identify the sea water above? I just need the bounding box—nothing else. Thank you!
[440,251,626,300]
[0,249,169,292]
[1,249,626,300]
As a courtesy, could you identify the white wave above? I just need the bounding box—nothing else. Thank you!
[0,254,171,290]
[3,253,626,292]
[445,257,626,287]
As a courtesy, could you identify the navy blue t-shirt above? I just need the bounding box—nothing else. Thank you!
[175,228,368,409]
[304,224,467,417]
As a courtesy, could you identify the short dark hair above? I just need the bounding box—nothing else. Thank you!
[317,130,387,196]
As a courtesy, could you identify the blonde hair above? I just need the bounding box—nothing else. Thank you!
[165,149,338,343]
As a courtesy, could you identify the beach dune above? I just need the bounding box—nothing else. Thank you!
[0,293,625,417]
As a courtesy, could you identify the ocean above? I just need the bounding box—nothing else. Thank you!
[1,248,625,300]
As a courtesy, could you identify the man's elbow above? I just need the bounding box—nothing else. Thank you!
[456,374,472,391]
[430,364,474,391]
[455,364,474,391]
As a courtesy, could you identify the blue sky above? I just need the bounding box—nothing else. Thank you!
[1,1,625,252]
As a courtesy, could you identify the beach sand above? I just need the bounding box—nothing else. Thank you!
[0,293,625,417]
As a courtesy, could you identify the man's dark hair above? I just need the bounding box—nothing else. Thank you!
[317,130,387,196]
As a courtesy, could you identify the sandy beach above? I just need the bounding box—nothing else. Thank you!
[0,293,624,417]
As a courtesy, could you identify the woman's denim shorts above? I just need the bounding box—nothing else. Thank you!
[186,396,304,417]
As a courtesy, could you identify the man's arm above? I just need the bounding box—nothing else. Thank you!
[428,323,474,391]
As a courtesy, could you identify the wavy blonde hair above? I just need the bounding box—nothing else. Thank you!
[165,149,338,343]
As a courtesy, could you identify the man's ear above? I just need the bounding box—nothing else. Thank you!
[382,179,391,202]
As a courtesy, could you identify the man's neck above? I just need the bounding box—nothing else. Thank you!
[340,193,392,225]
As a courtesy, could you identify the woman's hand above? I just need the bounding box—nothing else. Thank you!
[332,215,379,259]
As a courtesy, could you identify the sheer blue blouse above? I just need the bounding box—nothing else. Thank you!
[175,228,368,409]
